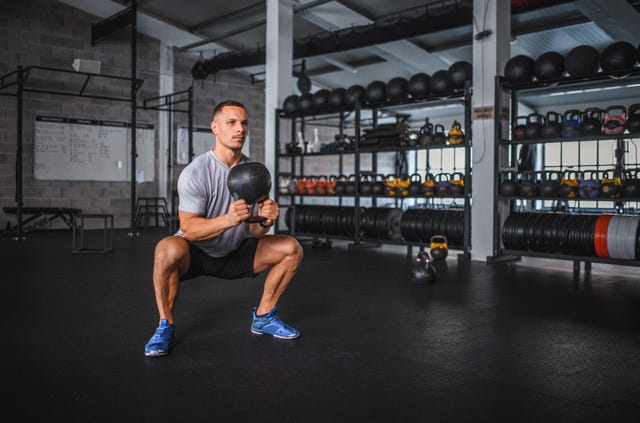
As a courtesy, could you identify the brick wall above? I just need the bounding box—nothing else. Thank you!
[0,0,265,231]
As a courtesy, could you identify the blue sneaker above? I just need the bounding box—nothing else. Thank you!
[144,319,175,357]
[251,307,300,339]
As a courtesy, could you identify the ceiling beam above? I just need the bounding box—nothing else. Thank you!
[575,0,640,44]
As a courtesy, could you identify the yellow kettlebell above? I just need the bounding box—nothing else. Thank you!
[429,235,449,261]
[447,121,464,145]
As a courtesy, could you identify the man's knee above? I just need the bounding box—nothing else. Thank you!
[279,235,303,263]
[154,236,189,269]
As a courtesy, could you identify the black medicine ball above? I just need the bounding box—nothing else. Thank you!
[504,55,535,83]
[600,41,638,71]
[282,95,298,114]
[448,61,472,89]
[298,93,314,114]
[327,88,346,110]
[345,85,366,107]
[408,73,430,97]
[565,45,599,77]
[534,51,565,80]
[312,89,330,111]
[386,77,409,101]
[430,70,450,94]
[365,80,387,104]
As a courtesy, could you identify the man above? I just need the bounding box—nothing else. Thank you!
[144,100,303,357]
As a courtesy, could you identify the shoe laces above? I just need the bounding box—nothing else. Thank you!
[152,325,173,341]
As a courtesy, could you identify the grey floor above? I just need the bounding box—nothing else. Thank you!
[2,228,640,422]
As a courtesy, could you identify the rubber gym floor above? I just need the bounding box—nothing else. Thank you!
[3,228,640,423]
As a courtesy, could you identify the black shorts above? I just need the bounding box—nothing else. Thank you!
[181,238,259,281]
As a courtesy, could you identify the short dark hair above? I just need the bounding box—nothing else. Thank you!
[212,100,247,120]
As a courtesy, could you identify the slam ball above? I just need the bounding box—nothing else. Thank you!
[282,95,298,114]
[430,70,451,94]
[448,61,472,89]
[534,51,565,80]
[298,93,314,114]
[408,73,431,97]
[345,84,366,107]
[386,77,409,101]
[365,80,387,104]
[504,55,535,83]
[565,45,599,77]
[327,88,346,110]
[600,41,638,71]
[312,89,330,111]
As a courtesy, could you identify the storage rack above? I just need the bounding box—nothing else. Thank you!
[274,83,472,258]
[493,68,640,268]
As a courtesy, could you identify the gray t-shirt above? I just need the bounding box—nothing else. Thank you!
[175,150,250,257]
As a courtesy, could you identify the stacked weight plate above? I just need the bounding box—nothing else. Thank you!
[400,208,465,246]
[284,206,403,240]
[502,212,640,259]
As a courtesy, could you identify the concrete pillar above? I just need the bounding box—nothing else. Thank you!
[158,43,174,208]
[470,0,510,261]
[265,0,294,199]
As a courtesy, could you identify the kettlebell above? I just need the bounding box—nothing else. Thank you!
[622,168,640,198]
[524,113,544,140]
[419,118,435,146]
[279,175,291,194]
[513,116,528,141]
[539,171,560,197]
[578,170,601,198]
[429,235,449,261]
[395,175,411,197]
[558,170,580,198]
[582,108,603,135]
[543,111,562,138]
[325,175,337,195]
[435,173,451,197]
[625,103,640,134]
[334,174,347,195]
[408,173,423,196]
[603,105,627,135]
[345,174,357,195]
[500,171,519,197]
[372,174,386,196]
[600,170,622,198]
[449,172,465,197]
[518,171,539,197]
[447,121,464,145]
[422,173,437,197]
[433,124,447,145]
[359,173,373,196]
[561,110,583,138]
[384,174,397,196]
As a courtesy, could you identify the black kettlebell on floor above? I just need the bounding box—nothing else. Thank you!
[543,111,562,138]
[582,108,603,135]
[227,162,272,223]
[625,104,640,134]
[429,235,449,261]
[500,172,519,197]
[411,247,436,284]
[525,113,544,140]
[622,169,640,198]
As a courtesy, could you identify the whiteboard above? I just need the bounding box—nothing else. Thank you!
[34,116,155,182]
[176,125,250,164]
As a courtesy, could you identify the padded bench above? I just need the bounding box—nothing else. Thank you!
[2,206,82,234]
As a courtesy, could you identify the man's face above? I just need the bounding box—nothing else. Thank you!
[211,105,248,151]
